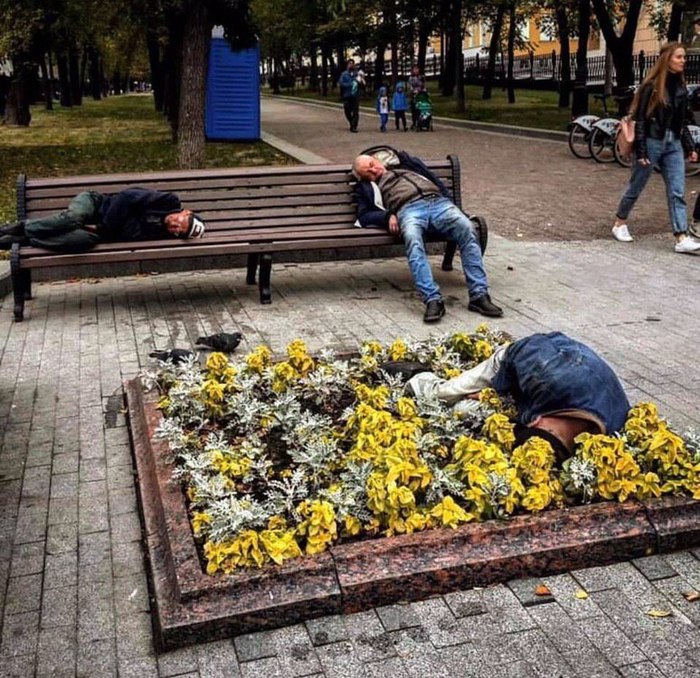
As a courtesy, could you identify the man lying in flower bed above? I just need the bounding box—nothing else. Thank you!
[149,328,700,574]
[398,331,630,461]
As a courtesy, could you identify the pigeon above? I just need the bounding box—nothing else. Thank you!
[195,332,243,353]
[149,348,194,364]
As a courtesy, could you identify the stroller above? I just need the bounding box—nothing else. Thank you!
[414,90,433,131]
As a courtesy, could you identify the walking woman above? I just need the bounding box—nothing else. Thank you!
[612,42,700,253]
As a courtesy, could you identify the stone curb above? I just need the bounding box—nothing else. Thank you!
[266,94,569,143]
[127,377,700,651]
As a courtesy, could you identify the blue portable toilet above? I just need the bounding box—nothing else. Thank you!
[206,28,260,141]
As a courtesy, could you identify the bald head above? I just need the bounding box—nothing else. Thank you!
[353,154,386,181]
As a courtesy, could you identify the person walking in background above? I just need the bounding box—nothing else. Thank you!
[376,86,390,132]
[612,42,700,253]
[338,59,361,133]
[408,64,426,130]
[392,82,409,131]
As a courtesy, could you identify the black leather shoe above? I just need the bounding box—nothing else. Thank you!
[381,361,430,381]
[0,234,28,250]
[468,294,503,317]
[0,221,24,237]
[423,299,445,323]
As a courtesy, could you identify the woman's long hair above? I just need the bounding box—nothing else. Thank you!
[630,41,686,118]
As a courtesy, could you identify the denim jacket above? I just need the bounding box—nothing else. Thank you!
[492,332,630,434]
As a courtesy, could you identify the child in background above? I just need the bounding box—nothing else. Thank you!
[376,86,390,132]
[392,82,409,131]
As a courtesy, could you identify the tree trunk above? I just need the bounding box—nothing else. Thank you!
[309,44,319,91]
[506,2,516,103]
[147,29,164,111]
[321,44,329,96]
[56,53,72,106]
[4,59,32,126]
[604,48,614,96]
[483,2,506,100]
[417,19,429,73]
[667,3,683,42]
[591,0,643,90]
[40,54,53,110]
[177,1,210,169]
[80,49,89,96]
[69,46,82,105]
[164,13,184,139]
[571,0,590,117]
[375,40,387,89]
[453,0,464,111]
[89,48,101,100]
[555,3,571,108]
[390,38,399,87]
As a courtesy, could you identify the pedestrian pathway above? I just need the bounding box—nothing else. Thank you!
[0,98,699,678]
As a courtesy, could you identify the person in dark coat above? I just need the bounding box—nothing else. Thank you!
[0,187,205,253]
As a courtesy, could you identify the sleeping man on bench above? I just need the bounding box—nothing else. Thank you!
[353,152,502,323]
[0,187,205,253]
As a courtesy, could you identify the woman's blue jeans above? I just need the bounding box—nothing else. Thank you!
[397,196,488,303]
[616,132,688,235]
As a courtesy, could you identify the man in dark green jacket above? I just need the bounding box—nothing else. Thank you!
[0,187,205,253]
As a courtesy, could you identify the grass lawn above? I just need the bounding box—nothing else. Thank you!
[276,81,612,132]
[0,94,291,222]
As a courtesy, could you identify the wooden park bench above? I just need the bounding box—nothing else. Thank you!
[11,156,484,321]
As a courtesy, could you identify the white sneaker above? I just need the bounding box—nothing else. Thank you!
[674,235,700,253]
[612,224,633,242]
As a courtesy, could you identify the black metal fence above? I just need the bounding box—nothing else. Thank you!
[284,50,700,92]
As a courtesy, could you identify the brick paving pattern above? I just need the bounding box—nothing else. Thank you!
[0,98,699,676]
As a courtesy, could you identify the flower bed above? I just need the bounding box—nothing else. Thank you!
[146,326,700,576]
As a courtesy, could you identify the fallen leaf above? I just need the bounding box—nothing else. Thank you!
[574,589,589,600]
[683,591,700,602]
[646,609,672,618]
[534,584,551,596]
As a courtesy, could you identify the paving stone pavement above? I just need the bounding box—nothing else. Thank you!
[0,101,700,677]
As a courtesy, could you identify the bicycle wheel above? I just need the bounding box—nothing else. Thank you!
[589,127,616,163]
[613,138,633,168]
[568,123,591,159]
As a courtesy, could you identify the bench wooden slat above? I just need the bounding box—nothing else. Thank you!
[21,233,400,268]
[24,161,452,187]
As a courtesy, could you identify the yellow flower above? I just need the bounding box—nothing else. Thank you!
[245,345,272,373]
[429,496,473,528]
[205,352,230,378]
[389,339,408,361]
[191,511,211,536]
[482,413,516,452]
[287,339,314,376]
[342,515,362,537]
[259,528,302,565]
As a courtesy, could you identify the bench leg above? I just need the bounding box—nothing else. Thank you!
[259,253,272,304]
[22,270,32,300]
[246,253,258,285]
[10,244,26,322]
[441,241,457,272]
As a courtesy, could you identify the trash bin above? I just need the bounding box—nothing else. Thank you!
[205,32,260,141]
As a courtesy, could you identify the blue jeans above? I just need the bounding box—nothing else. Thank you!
[397,196,489,302]
[616,132,688,235]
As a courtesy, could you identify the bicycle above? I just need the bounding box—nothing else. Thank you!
[568,92,613,159]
